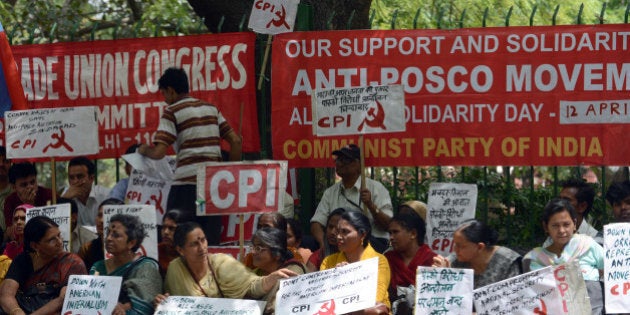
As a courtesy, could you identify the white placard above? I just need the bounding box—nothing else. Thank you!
[25,204,71,252]
[276,257,378,315]
[311,85,406,136]
[5,106,98,158]
[603,223,630,313]
[248,0,299,35]
[125,157,175,224]
[102,204,158,260]
[426,183,477,257]
[62,275,122,315]
[155,296,265,315]
[553,262,591,315]
[473,266,564,315]
[415,267,473,315]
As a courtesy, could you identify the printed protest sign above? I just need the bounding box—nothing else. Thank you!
[62,275,122,315]
[26,204,71,252]
[5,106,98,158]
[155,296,265,315]
[415,267,473,315]
[102,204,158,260]
[312,85,406,136]
[125,155,176,224]
[473,266,564,315]
[425,183,477,256]
[248,0,299,35]
[603,223,630,313]
[553,261,591,315]
[276,257,378,315]
[197,161,288,216]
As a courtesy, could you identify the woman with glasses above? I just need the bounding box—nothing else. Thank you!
[155,222,297,307]
[0,216,87,315]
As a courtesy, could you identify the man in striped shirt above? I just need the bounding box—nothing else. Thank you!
[138,67,242,244]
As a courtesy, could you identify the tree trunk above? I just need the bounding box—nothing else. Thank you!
[187,0,372,32]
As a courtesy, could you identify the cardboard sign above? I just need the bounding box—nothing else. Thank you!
[415,267,473,315]
[248,0,299,35]
[26,204,71,252]
[312,85,406,136]
[425,183,477,256]
[276,257,378,315]
[102,205,158,260]
[553,262,591,315]
[62,275,122,315]
[5,106,98,158]
[197,161,288,216]
[155,296,265,315]
[603,223,630,313]
[473,266,564,315]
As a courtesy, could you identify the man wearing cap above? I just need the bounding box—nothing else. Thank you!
[310,144,393,253]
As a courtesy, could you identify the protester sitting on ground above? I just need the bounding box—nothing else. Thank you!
[321,210,391,314]
[251,227,306,315]
[59,197,97,253]
[90,214,161,315]
[432,219,522,289]
[78,198,124,270]
[244,212,303,267]
[306,207,345,272]
[397,200,428,221]
[286,218,313,263]
[605,180,630,223]
[158,209,185,278]
[523,197,604,315]
[3,162,53,229]
[385,212,437,314]
[0,216,87,315]
[61,156,111,227]
[153,222,297,306]
[109,144,141,202]
[2,204,32,259]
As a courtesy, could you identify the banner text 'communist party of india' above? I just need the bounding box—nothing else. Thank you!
[272,24,630,167]
[8,32,259,159]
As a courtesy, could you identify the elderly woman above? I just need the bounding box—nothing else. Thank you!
[321,210,390,315]
[79,198,124,270]
[155,222,297,305]
[90,214,161,315]
[0,216,87,315]
[251,227,306,314]
[432,219,522,289]
[2,204,32,259]
[524,198,604,315]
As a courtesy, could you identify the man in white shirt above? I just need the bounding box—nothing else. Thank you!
[310,144,393,253]
[61,156,111,227]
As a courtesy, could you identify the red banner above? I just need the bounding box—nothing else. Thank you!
[272,24,630,167]
[8,32,260,159]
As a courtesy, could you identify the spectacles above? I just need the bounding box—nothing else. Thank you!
[250,245,270,253]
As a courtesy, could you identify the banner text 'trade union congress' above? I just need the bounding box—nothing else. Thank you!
[272,24,630,167]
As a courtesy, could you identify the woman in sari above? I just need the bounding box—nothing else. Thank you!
[2,204,32,259]
[90,214,162,315]
[79,198,124,270]
[0,216,87,315]
[154,222,297,305]
[523,198,604,315]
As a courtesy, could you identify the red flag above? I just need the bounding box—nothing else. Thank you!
[0,21,27,117]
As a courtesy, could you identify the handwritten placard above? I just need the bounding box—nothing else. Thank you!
[311,85,405,136]
[276,257,378,315]
[5,106,98,158]
[603,223,630,313]
[125,158,175,224]
[26,204,71,252]
[102,204,158,260]
[425,183,477,256]
[553,262,591,315]
[473,266,564,315]
[155,296,265,315]
[248,0,299,35]
[61,275,122,315]
[415,267,473,315]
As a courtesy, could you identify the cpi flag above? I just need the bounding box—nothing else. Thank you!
[248,0,299,34]
[0,21,27,117]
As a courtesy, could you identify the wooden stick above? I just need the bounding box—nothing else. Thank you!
[51,157,57,204]
[238,214,245,261]
[359,135,368,215]
[257,35,273,90]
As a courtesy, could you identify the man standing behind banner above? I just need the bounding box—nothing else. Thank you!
[310,144,393,253]
[138,67,242,245]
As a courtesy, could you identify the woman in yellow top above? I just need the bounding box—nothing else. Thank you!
[321,209,391,315]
